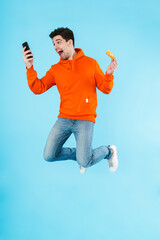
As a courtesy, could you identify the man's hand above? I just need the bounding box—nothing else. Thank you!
[22,47,34,69]
[106,58,118,75]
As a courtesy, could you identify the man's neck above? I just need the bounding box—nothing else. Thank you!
[68,49,77,60]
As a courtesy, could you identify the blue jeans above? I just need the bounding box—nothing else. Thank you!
[43,117,112,168]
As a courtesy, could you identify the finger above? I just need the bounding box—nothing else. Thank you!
[112,57,118,64]
[114,59,118,65]
[23,50,32,57]
[112,65,117,71]
[112,61,118,67]
[114,61,118,67]
[23,55,34,61]
[111,63,117,69]
[111,58,116,65]
[113,65,118,71]
[22,46,26,53]
[25,57,34,61]
[25,53,34,58]
[24,50,32,56]
[110,63,117,69]
[113,63,118,68]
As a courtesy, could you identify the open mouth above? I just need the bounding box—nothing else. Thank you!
[57,50,63,56]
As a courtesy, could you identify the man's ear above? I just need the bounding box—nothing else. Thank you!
[68,39,73,47]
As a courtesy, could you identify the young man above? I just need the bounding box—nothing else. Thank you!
[22,27,118,174]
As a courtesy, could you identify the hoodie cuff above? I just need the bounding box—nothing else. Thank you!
[105,72,114,81]
[26,65,34,71]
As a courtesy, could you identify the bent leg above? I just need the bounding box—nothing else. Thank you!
[73,120,111,168]
[43,118,76,162]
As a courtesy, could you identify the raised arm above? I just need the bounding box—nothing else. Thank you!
[22,47,56,94]
[26,66,56,94]
[94,60,114,94]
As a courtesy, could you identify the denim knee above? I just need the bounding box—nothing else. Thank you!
[43,149,56,162]
[76,154,93,168]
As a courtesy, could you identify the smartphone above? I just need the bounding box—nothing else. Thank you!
[22,42,33,59]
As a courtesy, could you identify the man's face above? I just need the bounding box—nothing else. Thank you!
[53,35,73,60]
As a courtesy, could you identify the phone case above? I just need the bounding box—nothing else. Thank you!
[22,42,32,59]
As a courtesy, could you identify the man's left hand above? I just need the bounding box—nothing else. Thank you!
[106,58,118,75]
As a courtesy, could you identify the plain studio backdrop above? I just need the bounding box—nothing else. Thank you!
[1,0,160,239]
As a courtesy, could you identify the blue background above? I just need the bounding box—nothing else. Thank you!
[1,0,160,239]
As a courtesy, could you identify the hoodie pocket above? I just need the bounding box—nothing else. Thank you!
[82,96,97,114]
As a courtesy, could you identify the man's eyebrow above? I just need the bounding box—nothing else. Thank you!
[55,39,62,42]
[53,39,62,45]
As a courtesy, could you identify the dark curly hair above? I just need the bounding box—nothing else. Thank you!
[49,27,75,46]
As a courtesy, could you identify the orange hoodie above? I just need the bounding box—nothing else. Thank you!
[26,48,114,123]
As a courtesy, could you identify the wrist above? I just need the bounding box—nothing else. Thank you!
[26,64,33,69]
[106,70,113,75]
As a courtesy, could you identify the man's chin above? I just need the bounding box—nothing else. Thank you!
[58,52,69,60]
[60,56,68,61]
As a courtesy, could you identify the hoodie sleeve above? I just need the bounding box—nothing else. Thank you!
[94,60,114,94]
[26,65,56,94]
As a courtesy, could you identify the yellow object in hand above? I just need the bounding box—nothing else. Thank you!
[106,50,115,59]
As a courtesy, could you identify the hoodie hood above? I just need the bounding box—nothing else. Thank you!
[59,48,85,71]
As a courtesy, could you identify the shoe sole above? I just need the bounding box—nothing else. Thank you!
[109,145,118,172]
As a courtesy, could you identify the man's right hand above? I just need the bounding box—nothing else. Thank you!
[22,47,34,69]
